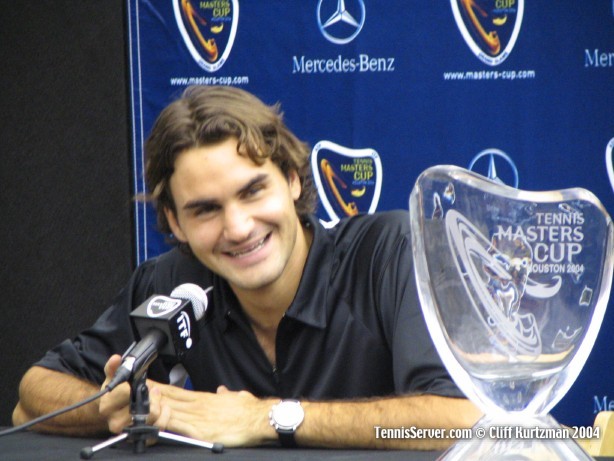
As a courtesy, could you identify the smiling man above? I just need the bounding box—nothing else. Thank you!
[13,86,480,449]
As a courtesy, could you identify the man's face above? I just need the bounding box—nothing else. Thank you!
[164,137,304,292]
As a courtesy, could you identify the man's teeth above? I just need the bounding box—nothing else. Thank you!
[229,237,266,257]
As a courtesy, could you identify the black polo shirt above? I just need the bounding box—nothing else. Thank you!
[37,211,462,400]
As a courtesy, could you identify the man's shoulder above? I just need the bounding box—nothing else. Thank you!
[332,210,410,239]
[360,209,409,230]
[318,210,411,265]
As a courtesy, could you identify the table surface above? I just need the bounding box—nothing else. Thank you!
[0,429,442,461]
[1,429,612,461]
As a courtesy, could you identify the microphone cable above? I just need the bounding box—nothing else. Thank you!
[0,387,109,438]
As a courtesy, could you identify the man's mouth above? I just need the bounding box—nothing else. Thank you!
[225,233,271,258]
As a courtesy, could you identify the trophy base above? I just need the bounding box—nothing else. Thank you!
[438,414,595,461]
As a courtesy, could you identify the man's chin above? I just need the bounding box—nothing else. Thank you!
[225,270,280,292]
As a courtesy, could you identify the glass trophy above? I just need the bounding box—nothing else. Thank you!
[409,166,614,460]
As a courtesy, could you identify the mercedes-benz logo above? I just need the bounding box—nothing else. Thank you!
[468,148,520,189]
[317,0,366,45]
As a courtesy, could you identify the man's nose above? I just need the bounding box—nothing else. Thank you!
[222,204,254,242]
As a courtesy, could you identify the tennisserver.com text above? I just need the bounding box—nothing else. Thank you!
[373,425,600,440]
[374,426,473,440]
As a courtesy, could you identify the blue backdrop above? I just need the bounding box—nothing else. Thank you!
[127,0,614,427]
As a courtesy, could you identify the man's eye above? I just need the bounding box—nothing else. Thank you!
[194,205,219,216]
[245,184,264,197]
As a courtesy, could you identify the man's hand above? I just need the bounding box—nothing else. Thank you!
[98,354,277,446]
[98,355,133,433]
[98,354,172,434]
[152,384,277,447]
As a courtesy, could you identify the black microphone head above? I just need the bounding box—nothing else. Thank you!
[130,283,210,359]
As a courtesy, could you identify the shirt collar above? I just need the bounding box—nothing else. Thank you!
[283,214,333,329]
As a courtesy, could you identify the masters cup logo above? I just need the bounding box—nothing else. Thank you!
[439,185,595,365]
[173,0,239,72]
[451,0,524,66]
[311,140,382,223]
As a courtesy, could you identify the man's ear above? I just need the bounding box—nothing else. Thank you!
[288,169,301,201]
[164,207,187,242]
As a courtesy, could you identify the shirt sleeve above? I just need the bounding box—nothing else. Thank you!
[33,259,171,385]
[376,213,465,398]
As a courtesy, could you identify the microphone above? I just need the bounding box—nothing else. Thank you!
[106,283,209,391]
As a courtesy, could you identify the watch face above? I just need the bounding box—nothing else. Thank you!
[273,401,304,429]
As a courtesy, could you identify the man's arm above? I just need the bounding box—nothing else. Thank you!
[12,366,109,436]
[299,395,481,450]
[82,355,481,449]
[145,384,482,450]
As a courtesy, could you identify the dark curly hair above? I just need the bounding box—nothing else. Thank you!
[143,85,317,246]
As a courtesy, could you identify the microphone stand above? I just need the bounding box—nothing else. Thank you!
[80,373,223,459]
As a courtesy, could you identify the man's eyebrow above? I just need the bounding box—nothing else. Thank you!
[182,173,269,211]
[183,198,218,211]
[238,173,268,195]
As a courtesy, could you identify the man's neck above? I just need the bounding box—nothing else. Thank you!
[232,221,313,332]
[230,221,313,367]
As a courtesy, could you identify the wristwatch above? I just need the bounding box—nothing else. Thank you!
[269,399,304,447]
